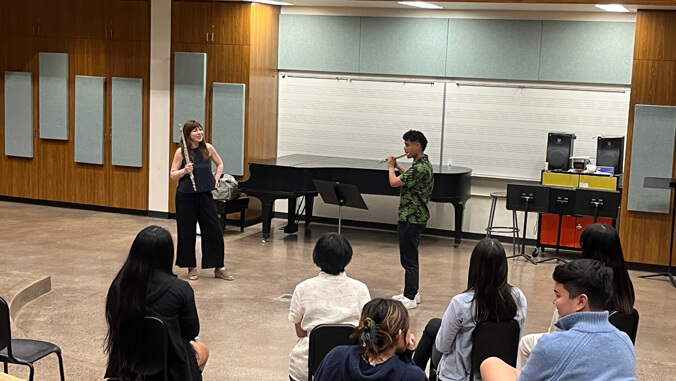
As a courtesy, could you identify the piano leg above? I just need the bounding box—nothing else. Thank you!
[304,194,316,229]
[284,197,299,234]
[259,198,275,241]
[452,201,465,248]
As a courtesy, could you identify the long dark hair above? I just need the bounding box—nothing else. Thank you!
[579,223,635,314]
[182,120,211,163]
[104,226,175,375]
[466,238,517,324]
[352,298,409,363]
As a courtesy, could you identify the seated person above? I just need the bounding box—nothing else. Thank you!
[105,226,208,381]
[288,232,371,381]
[413,238,527,380]
[517,223,635,368]
[480,259,636,381]
[314,298,428,381]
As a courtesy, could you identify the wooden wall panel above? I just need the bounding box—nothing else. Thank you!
[212,2,251,45]
[1,0,38,37]
[70,39,108,206]
[172,1,212,44]
[37,0,71,38]
[69,0,108,40]
[110,0,151,42]
[2,36,39,199]
[620,10,676,266]
[107,40,150,210]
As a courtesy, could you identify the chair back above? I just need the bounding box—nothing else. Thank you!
[469,320,520,381]
[0,297,13,359]
[136,316,169,381]
[609,308,639,344]
[308,324,358,381]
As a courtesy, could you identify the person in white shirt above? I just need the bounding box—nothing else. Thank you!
[288,232,371,381]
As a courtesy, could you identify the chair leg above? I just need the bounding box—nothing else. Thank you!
[27,363,35,381]
[486,196,497,237]
[3,361,7,373]
[240,210,245,232]
[56,350,66,381]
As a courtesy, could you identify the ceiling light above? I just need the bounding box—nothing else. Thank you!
[398,2,443,9]
[252,0,293,6]
[595,4,630,12]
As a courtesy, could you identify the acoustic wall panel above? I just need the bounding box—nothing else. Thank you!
[279,15,360,73]
[539,21,635,84]
[4,72,33,158]
[212,83,246,176]
[627,105,676,214]
[446,19,542,81]
[173,52,206,143]
[39,52,69,140]
[74,76,105,165]
[360,17,448,77]
[112,77,144,167]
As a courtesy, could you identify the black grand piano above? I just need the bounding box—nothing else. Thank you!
[239,154,472,246]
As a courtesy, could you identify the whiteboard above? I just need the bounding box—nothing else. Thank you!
[278,76,444,163]
[278,74,630,180]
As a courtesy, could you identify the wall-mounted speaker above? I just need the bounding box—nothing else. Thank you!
[596,136,625,174]
[546,133,575,171]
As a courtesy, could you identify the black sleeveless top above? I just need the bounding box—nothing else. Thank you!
[177,149,214,194]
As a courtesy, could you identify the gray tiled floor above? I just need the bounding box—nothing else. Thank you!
[1,201,675,380]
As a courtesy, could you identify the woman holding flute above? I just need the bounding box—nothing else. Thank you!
[170,120,234,281]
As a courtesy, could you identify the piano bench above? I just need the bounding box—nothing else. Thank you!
[214,196,250,233]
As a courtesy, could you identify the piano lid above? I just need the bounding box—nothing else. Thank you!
[251,154,471,175]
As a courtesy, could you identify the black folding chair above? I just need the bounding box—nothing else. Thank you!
[308,324,357,381]
[105,315,169,381]
[469,320,520,381]
[609,308,640,345]
[0,296,65,381]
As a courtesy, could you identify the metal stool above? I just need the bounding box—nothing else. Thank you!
[485,191,520,256]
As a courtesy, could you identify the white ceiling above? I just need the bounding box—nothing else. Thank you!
[279,1,635,12]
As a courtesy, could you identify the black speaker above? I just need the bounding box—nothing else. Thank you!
[546,133,575,171]
[596,136,625,174]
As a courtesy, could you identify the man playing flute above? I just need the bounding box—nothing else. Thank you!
[386,130,434,310]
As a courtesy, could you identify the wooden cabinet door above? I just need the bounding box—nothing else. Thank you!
[1,36,40,199]
[211,2,251,45]
[68,0,108,39]
[171,1,211,44]
[70,38,109,206]
[109,0,150,42]
[106,40,150,210]
[37,0,71,38]
[1,0,39,37]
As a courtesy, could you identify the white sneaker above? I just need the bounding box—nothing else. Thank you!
[392,292,421,304]
[398,296,417,310]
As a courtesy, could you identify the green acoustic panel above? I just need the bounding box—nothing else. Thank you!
[173,52,206,143]
[4,72,33,158]
[627,105,676,214]
[212,83,245,176]
[446,19,542,81]
[360,17,448,77]
[540,21,634,84]
[279,15,360,73]
[39,52,69,140]
[112,77,143,167]
[74,76,105,165]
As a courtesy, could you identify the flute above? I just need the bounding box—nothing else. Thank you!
[178,124,197,191]
[379,153,408,164]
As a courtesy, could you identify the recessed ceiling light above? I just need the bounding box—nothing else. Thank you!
[252,0,292,6]
[595,4,630,12]
[398,2,443,9]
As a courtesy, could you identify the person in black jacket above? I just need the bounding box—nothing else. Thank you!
[104,225,209,380]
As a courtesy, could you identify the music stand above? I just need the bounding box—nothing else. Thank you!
[639,177,676,288]
[573,188,621,223]
[312,179,368,234]
[506,184,550,265]
[538,186,575,264]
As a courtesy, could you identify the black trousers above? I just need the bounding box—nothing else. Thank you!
[413,318,442,375]
[175,191,224,269]
[398,221,424,300]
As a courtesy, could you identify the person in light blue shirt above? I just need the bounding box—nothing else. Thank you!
[413,238,527,381]
[480,259,636,381]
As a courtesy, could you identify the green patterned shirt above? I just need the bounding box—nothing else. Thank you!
[398,155,434,224]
